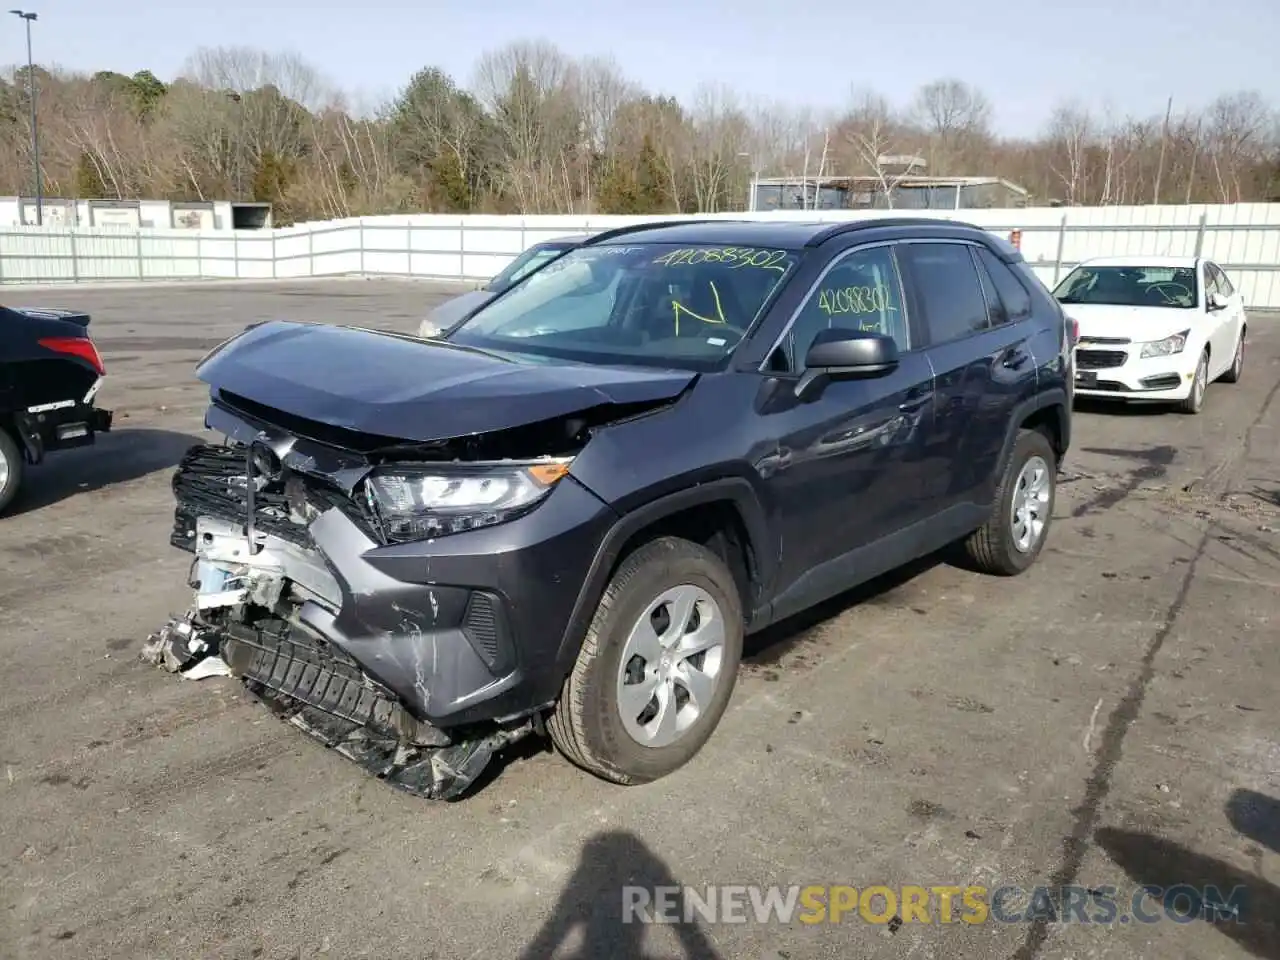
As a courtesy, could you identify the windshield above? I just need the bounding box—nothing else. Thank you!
[1053,265,1199,309]
[447,242,801,370]
[486,244,575,291]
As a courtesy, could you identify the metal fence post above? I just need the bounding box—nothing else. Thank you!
[1053,213,1068,285]
[308,227,315,277]
[359,220,365,275]
[459,221,466,279]
[1194,212,1208,257]
[136,231,145,280]
[69,229,78,282]
[271,232,277,280]
[234,233,240,279]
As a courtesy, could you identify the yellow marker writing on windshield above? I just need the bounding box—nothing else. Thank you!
[654,248,789,273]
[671,280,728,336]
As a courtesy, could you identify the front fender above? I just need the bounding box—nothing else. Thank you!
[554,478,774,671]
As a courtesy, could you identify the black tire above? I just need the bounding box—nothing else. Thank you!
[0,428,24,516]
[1178,349,1209,414]
[962,428,1057,576]
[547,535,744,785]
[1220,327,1245,384]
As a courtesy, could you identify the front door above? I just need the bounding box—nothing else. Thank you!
[1205,261,1246,376]
[758,242,937,615]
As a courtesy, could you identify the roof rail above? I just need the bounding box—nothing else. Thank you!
[580,218,755,245]
[804,216,986,247]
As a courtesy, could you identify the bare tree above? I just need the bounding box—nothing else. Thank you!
[911,78,992,174]
[837,89,920,207]
[1205,91,1270,203]
[1045,103,1093,204]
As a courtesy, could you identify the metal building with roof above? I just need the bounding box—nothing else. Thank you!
[750,175,1030,212]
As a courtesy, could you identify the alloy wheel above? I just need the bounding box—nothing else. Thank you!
[616,584,727,749]
[1010,455,1052,553]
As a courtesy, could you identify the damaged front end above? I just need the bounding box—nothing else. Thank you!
[142,440,545,802]
[144,320,692,799]
[142,602,525,801]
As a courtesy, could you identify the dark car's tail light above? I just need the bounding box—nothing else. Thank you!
[39,336,105,376]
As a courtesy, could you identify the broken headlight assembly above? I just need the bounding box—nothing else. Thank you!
[363,459,573,541]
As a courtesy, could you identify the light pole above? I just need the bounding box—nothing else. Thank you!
[737,151,759,212]
[10,9,41,225]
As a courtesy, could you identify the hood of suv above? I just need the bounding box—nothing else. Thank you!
[196,320,696,443]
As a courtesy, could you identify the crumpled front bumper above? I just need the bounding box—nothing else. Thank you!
[145,440,613,799]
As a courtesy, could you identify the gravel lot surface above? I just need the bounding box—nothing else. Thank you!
[1,279,1278,960]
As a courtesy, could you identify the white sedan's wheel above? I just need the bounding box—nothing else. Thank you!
[1220,329,1245,384]
[1178,350,1209,415]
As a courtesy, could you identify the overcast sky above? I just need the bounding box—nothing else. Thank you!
[4,0,1276,137]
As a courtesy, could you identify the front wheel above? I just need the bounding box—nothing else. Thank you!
[0,429,25,516]
[548,536,744,785]
[1220,329,1245,384]
[962,428,1057,576]
[1178,350,1209,414]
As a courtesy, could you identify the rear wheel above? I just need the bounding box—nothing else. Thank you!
[1178,349,1209,414]
[548,536,744,785]
[0,429,24,515]
[962,428,1057,576]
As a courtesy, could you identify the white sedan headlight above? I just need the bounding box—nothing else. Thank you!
[1139,330,1190,359]
[364,459,573,541]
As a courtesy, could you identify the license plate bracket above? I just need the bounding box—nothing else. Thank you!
[1076,370,1098,387]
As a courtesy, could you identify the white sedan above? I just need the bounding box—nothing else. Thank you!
[1052,256,1247,414]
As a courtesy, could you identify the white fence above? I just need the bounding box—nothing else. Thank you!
[2,203,1279,308]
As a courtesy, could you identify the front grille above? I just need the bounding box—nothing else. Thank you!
[1078,336,1131,345]
[170,443,380,552]
[1076,349,1127,370]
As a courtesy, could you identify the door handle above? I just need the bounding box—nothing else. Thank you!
[899,389,935,413]
[1001,347,1030,369]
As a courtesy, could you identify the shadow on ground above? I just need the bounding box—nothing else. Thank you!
[1226,788,1280,856]
[516,830,721,960]
[1073,397,1179,417]
[8,427,202,516]
[1096,796,1280,959]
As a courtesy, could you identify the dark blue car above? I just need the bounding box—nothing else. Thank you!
[149,217,1073,799]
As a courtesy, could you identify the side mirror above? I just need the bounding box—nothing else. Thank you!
[795,329,899,402]
[1207,292,1228,312]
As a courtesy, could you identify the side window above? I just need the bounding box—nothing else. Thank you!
[976,247,1035,324]
[786,245,909,371]
[1207,262,1234,297]
[901,242,989,344]
[972,249,1008,328]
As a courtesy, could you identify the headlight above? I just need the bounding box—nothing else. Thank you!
[363,459,573,541]
[1140,330,1190,358]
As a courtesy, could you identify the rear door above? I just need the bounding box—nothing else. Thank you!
[898,240,1039,511]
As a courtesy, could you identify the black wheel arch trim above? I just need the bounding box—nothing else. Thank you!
[996,388,1070,479]
[554,478,773,672]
